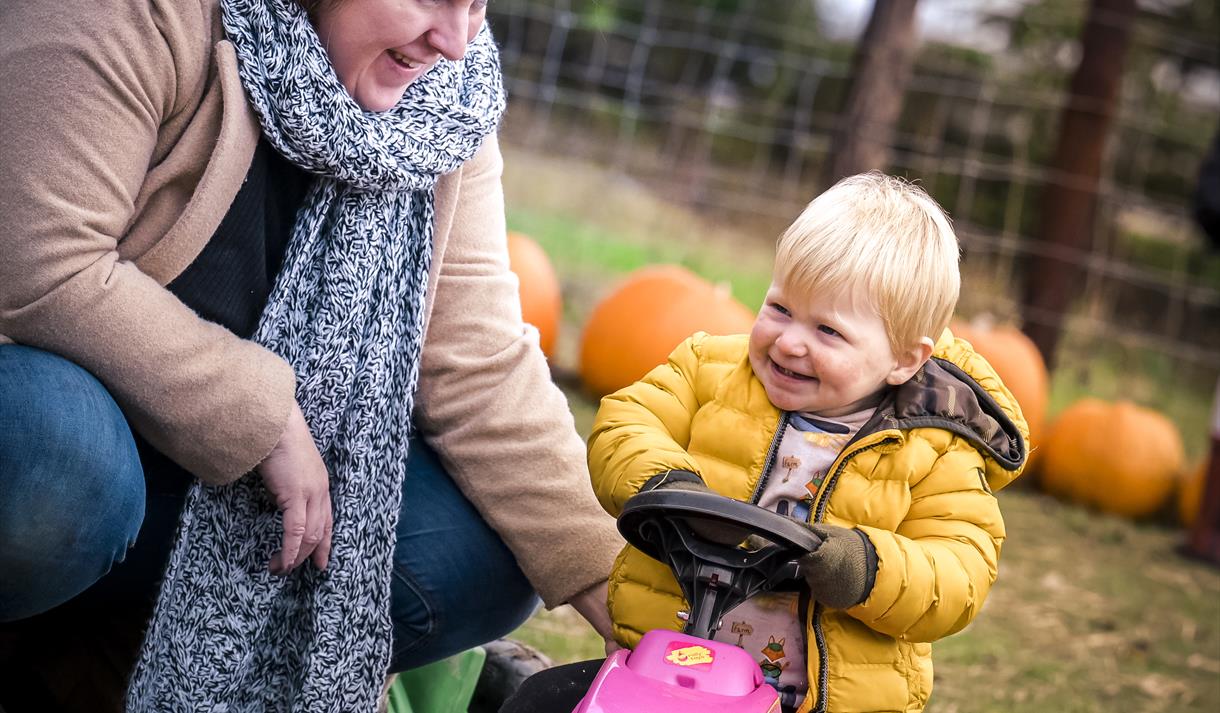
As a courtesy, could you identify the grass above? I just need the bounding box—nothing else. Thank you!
[926,491,1220,712]
[500,143,1220,710]
[502,146,776,311]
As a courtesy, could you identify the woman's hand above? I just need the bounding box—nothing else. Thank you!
[256,401,334,575]
[567,580,621,656]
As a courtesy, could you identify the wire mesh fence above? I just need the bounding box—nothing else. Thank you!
[486,0,1219,440]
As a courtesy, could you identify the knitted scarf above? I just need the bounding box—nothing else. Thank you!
[126,1,504,709]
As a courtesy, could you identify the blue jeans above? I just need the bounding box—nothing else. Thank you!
[0,344,538,671]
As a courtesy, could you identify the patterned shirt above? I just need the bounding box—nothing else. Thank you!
[712,406,874,710]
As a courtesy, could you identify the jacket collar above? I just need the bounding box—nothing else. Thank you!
[871,356,1027,474]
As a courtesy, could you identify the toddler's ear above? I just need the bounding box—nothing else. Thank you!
[885,336,935,386]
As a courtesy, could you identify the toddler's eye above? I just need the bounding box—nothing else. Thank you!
[769,303,791,316]
[818,324,840,337]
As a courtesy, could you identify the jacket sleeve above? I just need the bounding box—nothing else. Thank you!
[847,435,1004,642]
[0,1,296,485]
[412,136,623,608]
[587,334,708,518]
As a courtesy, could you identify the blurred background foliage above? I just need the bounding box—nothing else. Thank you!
[487,0,1219,459]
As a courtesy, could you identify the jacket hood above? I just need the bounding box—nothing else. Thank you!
[873,330,1029,491]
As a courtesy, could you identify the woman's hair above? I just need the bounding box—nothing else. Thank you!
[773,172,960,354]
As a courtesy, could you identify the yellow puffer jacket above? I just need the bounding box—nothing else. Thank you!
[588,330,1028,713]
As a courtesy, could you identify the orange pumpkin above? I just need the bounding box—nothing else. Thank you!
[949,319,1048,461]
[507,231,562,359]
[1179,459,1208,528]
[1039,398,1184,518]
[579,265,756,396]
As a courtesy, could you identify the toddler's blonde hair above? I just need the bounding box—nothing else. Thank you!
[774,172,960,354]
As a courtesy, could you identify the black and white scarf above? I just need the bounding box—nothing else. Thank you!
[126,0,504,709]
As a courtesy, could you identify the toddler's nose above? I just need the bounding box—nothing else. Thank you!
[775,330,808,357]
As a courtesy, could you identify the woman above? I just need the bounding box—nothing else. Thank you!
[0,0,620,708]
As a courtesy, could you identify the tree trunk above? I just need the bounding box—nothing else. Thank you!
[825,0,921,184]
[1020,0,1138,368]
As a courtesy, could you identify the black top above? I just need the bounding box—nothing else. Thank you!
[167,136,313,339]
[136,137,313,491]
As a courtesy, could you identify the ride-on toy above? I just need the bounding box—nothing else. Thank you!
[573,488,823,712]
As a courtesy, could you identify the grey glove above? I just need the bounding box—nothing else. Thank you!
[799,524,878,609]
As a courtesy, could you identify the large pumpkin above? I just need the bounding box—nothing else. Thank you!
[579,265,756,396]
[1039,398,1184,518]
[507,231,562,359]
[949,319,1048,460]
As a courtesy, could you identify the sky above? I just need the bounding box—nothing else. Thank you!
[817,0,1030,52]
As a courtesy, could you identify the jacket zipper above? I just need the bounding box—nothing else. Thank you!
[807,436,896,713]
[748,411,791,504]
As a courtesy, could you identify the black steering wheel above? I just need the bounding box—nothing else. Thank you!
[617,488,823,639]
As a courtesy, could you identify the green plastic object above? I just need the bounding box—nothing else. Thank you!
[386,647,487,713]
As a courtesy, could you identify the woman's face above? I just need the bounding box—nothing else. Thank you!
[310,0,489,112]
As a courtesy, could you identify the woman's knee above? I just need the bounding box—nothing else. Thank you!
[388,534,539,670]
[0,345,146,621]
[388,436,540,670]
[462,558,539,643]
[387,559,536,669]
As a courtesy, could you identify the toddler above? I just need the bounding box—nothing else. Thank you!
[507,173,1029,713]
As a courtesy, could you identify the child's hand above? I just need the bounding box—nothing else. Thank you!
[798,524,877,609]
[644,472,753,546]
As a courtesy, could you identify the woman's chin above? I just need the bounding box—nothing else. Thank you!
[354,87,409,112]
[349,54,431,112]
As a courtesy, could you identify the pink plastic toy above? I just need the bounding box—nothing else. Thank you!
[573,630,779,712]
[571,488,822,712]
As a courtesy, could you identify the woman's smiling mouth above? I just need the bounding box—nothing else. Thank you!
[387,48,422,70]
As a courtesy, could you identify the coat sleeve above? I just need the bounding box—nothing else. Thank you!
[412,136,623,608]
[0,1,296,485]
[846,435,1005,642]
[587,334,708,518]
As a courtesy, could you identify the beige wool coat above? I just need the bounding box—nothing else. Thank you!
[0,0,621,607]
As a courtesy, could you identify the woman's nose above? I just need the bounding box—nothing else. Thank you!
[428,6,474,62]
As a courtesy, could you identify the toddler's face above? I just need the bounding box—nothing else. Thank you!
[748,282,906,417]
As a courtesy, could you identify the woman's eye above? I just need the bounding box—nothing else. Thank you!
[818,324,840,337]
